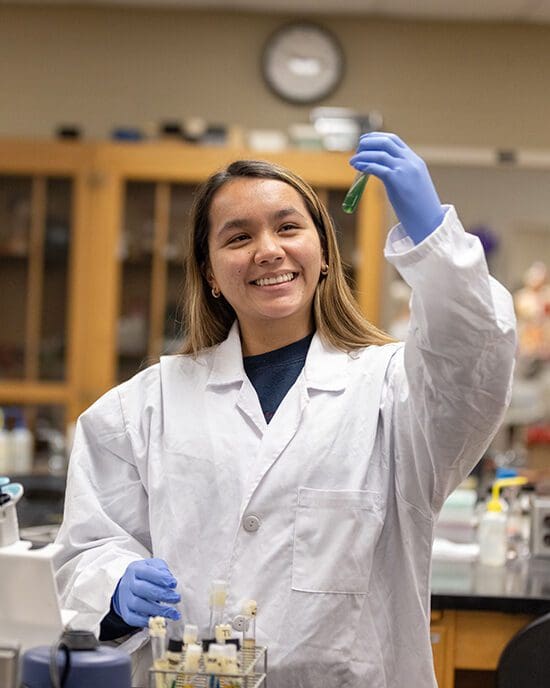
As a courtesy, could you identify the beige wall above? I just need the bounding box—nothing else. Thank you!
[0,4,549,147]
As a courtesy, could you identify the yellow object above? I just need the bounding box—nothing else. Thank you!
[487,477,528,512]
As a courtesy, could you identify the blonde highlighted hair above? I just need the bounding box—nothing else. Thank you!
[180,159,393,355]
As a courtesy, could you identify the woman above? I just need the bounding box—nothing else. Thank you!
[55,133,516,688]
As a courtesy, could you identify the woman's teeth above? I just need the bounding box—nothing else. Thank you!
[254,273,295,287]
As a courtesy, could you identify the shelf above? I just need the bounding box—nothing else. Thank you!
[0,381,69,405]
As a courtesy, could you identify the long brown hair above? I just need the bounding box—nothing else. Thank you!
[179,159,393,355]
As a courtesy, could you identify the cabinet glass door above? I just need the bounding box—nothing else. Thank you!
[0,175,73,382]
[117,181,193,382]
[327,188,359,289]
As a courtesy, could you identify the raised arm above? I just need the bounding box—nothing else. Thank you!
[352,132,517,515]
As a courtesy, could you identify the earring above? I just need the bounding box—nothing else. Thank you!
[321,263,329,276]
[211,286,221,299]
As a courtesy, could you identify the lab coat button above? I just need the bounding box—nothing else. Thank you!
[243,513,261,532]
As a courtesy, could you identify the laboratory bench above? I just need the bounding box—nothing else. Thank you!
[429,558,550,687]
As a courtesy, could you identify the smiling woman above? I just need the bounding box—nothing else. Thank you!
[54,136,517,688]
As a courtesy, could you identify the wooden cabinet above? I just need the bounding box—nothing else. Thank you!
[0,139,387,458]
[431,610,456,688]
[430,609,534,688]
[0,140,92,447]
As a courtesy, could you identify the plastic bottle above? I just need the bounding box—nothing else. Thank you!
[495,467,530,559]
[479,477,528,566]
[11,417,34,474]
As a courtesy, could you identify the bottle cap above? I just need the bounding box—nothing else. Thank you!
[168,638,183,652]
[242,599,257,617]
[148,616,167,637]
[495,467,518,479]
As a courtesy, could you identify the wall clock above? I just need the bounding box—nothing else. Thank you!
[261,22,345,105]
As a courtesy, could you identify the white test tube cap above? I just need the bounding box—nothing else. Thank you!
[148,616,167,636]
[210,579,228,608]
[242,599,257,617]
[215,623,232,644]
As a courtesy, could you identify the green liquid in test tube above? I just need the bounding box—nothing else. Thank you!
[342,172,369,214]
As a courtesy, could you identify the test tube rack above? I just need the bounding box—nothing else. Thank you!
[148,645,267,688]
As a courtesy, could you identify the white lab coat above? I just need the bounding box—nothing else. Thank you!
[55,206,516,688]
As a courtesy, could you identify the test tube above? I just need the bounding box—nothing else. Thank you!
[205,644,224,688]
[149,616,168,688]
[241,600,257,673]
[149,616,167,664]
[166,638,183,687]
[208,580,228,638]
[220,644,240,688]
[183,623,199,647]
[177,643,202,688]
[242,600,257,649]
[342,172,369,214]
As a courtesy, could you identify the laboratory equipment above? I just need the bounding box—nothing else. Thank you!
[208,580,228,639]
[0,476,77,652]
[530,495,550,558]
[241,600,257,672]
[0,476,24,547]
[150,586,266,688]
[183,623,199,646]
[479,477,527,566]
[205,643,223,688]
[149,616,169,688]
[342,172,369,214]
[0,641,19,688]
[20,630,131,688]
[166,638,184,687]
[149,644,267,688]
[177,643,202,687]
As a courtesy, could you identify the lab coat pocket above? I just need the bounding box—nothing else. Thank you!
[292,487,383,594]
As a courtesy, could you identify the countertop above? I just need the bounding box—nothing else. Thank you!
[431,557,550,614]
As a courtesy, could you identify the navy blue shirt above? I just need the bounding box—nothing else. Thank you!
[243,333,314,423]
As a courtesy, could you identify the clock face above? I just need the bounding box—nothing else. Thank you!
[262,23,345,105]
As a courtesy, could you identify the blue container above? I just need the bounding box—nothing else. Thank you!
[21,641,132,688]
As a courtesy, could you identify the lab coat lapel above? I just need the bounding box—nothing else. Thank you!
[241,334,350,506]
[208,322,266,436]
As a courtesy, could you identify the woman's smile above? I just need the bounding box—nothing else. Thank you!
[250,271,298,287]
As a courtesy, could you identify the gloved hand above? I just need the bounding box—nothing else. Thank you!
[350,132,444,244]
[112,558,181,628]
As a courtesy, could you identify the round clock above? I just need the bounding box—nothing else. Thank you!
[261,22,345,105]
